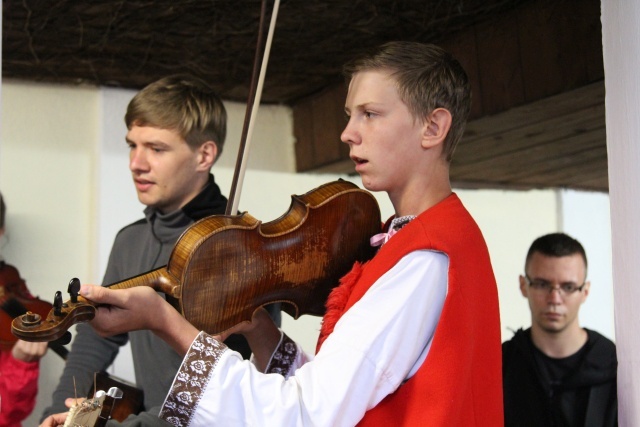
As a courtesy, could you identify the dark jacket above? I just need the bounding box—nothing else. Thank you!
[503,328,617,427]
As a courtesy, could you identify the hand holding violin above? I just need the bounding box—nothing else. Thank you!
[80,284,199,357]
[82,284,282,366]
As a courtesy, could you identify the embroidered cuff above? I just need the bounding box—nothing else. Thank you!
[264,331,298,378]
[159,331,228,426]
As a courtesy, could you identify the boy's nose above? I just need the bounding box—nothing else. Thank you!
[341,121,359,145]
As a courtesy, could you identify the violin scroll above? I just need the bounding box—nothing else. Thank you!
[12,268,179,343]
[11,279,98,342]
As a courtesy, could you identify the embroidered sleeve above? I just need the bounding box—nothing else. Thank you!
[159,332,228,426]
[263,331,298,378]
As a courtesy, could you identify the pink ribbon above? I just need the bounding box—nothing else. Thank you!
[370,228,397,247]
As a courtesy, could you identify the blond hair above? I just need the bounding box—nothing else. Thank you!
[125,74,227,155]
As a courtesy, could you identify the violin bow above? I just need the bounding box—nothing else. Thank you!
[225,0,281,215]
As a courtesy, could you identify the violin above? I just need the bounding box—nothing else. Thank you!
[12,180,381,342]
[0,261,54,351]
[12,0,381,346]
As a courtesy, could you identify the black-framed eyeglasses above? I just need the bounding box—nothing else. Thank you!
[524,274,586,295]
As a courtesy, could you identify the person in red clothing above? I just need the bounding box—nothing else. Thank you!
[0,192,49,427]
[0,339,48,426]
[42,41,503,427]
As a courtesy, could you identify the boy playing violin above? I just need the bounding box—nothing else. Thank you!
[42,41,503,426]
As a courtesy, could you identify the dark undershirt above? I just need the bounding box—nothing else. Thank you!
[533,343,590,427]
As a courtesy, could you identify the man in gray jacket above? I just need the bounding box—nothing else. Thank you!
[42,74,280,425]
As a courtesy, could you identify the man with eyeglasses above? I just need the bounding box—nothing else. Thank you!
[502,232,617,427]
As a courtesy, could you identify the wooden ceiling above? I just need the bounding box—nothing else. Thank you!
[2,0,607,191]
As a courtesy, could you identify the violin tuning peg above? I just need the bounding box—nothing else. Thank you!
[20,311,42,326]
[68,278,81,303]
[54,290,63,316]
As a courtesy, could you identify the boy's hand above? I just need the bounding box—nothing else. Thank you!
[80,284,199,355]
[80,284,166,335]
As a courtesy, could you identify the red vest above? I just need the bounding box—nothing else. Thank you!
[319,194,503,426]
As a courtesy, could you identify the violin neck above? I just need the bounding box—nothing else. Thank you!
[107,267,179,298]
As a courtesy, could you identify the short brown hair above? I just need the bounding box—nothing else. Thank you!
[343,41,471,162]
[125,74,227,155]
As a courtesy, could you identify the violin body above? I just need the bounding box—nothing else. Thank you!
[0,262,54,351]
[12,180,381,340]
[174,179,380,334]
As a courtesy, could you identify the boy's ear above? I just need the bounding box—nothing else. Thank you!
[422,108,452,149]
[197,140,218,170]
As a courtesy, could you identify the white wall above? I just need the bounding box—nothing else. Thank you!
[0,81,98,424]
[560,189,614,340]
[459,188,559,338]
[0,81,614,425]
